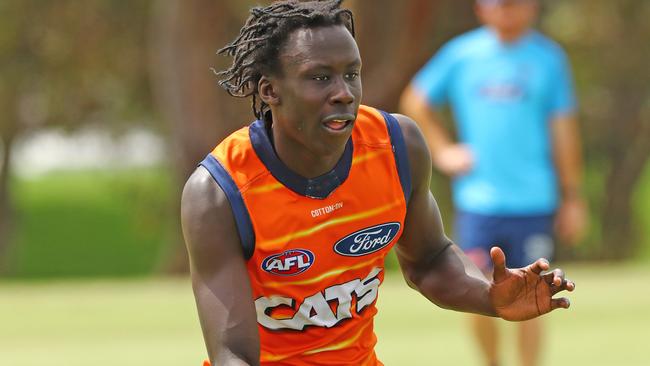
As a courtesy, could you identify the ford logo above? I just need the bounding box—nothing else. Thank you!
[262,249,314,276]
[334,223,401,256]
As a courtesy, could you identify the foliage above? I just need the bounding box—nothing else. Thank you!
[0,0,153,132]
[5,168,174,278]
[542,0,650,258]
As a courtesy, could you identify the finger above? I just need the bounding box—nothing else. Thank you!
[565,279,575,291]
[543,271,575,295]
[551,278,576,295]
[529,257,550,275]
[490,246,507,282]
[550,297,571,310]
[548,268,565,286]
[541,268,568,286]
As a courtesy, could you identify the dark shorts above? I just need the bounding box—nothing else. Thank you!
[454,211,555,270]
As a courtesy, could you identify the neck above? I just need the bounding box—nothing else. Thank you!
[492,27,529,43]
[269,125,346,179]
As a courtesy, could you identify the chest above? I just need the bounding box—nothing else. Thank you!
[456,52,552,104]
[242,146,406,287]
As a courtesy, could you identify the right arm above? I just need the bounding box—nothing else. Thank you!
[399,84,473,176]
[181,167,260,366]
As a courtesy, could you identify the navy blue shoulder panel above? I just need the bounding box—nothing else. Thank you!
[379,110,412,204]
[199,154,255,259]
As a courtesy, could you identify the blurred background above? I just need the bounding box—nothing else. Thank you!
[0,0,648,365]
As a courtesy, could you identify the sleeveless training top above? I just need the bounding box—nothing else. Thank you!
[200,105,411,365]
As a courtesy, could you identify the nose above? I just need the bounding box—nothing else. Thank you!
[329,77,355,105]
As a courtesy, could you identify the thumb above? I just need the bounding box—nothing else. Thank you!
[490,246,507,283]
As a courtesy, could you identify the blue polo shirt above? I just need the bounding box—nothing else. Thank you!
[413,27,576,215]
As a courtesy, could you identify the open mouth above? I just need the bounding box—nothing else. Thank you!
[324,119,352,131]
[323,113,356,132]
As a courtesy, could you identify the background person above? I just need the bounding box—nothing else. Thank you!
[400,0,587,365]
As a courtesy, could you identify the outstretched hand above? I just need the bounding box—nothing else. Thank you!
[488,247,575,321]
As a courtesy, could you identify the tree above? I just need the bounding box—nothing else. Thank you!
[0,1,153,267]
[348,0,475,110]
[543,0,650,258]
[149,0,255,273]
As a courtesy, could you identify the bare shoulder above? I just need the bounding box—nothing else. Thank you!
[181,167,230,235]
[181,166,243,266]
[391,113,432,188]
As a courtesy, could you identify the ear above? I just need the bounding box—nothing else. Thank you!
[258,75,280,106]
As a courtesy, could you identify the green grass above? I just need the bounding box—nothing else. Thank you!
[5,168,177,278]
[1,264,648,366]
[376,264,650,366]
[633,161,650,261]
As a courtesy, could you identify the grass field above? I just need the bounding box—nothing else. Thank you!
[1,264,648,366]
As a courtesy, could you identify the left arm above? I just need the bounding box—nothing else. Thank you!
[551,114,588,244]
[393,113,575,321]
[393,113,496,316]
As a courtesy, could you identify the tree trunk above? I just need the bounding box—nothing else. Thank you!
[600,96,650,259]
[150,0,252,180]
[0,131,15,272]
[349,0,477,110]
[149,0,252,273]
[593,0,650,260]
[349,0,456,110]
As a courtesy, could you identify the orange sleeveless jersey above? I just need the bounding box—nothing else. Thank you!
[200,105,412,365]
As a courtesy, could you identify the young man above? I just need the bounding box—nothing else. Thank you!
[400,0,586,365]
[181,1,575,365]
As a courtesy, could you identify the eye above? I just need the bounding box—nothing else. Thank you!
[345,72,359,81]
[313,75,329,81]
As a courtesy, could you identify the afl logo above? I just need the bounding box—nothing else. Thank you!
[334,222,400,256]
[262,249,315,276]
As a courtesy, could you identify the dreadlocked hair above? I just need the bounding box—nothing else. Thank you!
[215,0,355,120]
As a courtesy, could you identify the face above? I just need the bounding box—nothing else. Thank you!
[261,25,362,159]
[476,0,538,41]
